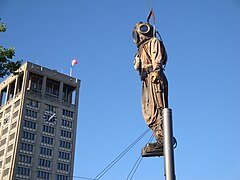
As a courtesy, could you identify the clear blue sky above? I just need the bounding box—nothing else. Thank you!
[1,0,240,179]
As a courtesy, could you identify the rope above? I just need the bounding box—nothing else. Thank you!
[93,128,151,180]
[126,156,143,180]
[125,133,154,180]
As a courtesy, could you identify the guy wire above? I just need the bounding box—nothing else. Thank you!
[93,128,151,180]
[125,133,154,180]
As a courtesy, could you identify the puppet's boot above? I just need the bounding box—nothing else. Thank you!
[141,140,163,157]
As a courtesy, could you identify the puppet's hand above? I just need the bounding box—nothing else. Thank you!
[134,55,141,70]
[150,71,159,83]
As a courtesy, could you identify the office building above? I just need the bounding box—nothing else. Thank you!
[0,62,80,180]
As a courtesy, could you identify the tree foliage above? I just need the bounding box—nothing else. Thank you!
[0,20,22,78]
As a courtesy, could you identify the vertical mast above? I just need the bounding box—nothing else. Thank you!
[163,108,176,180]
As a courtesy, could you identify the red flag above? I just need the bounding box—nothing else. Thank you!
[71,58,77,67]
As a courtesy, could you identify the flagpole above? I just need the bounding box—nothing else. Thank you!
[70,66,72,77]
[70,58,77,77]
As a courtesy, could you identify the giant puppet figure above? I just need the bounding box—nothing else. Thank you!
[132,22,168,153]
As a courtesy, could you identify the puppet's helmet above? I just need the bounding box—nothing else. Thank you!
[132,22,155,47]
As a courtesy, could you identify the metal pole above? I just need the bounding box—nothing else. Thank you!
[163,108,176,180]
[70,67,72,77]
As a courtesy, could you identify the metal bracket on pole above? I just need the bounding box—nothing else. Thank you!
[163,108,176,180]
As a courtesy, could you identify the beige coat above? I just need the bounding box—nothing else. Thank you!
[134,37,168,141]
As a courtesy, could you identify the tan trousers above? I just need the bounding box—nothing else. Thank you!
[141,70,168,141]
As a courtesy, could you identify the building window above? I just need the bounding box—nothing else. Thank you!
[58,151,70,160]
[41,136,54,145]
[14,99,20,108]
[20,143,33,152]
[37,171,49,179]
[26,99,39,109]
[56,174,69,180]
[7,80,15,101]
[0,149,4,157]
[0,87,7,106]
[28,73,43,93]
[23,120,36,130]
[57,162,69,172]
[5,156,11,164]
[0,138,6,146]
[60,130,72,139]
[5,106,11,113]
[62,84,76,105]
[7,144,14,152]
[22,131,35,141]
[61,119,72,128]
[42,125,54,134]
[3,167,10,177]
[16,166,31,176]
[59,140,71,150]
[19,154,32,164]
[25,109,37,119]
[3,116,10,125]
[16,73,24,94]
[45,78,60,99]
[40,147,52,157]
[9,132,16,141]
[2,127,8,136]
[45,104,57,113]
[38,158,51,168]
[12,110,19,119]
[11,121,17,130]
[62,109,74,118]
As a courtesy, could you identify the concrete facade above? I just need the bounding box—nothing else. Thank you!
[0,62,80,180]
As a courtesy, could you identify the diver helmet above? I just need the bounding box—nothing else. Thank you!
[132,22,155,47]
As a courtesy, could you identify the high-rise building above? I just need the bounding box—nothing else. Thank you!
[0,62,80,180]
